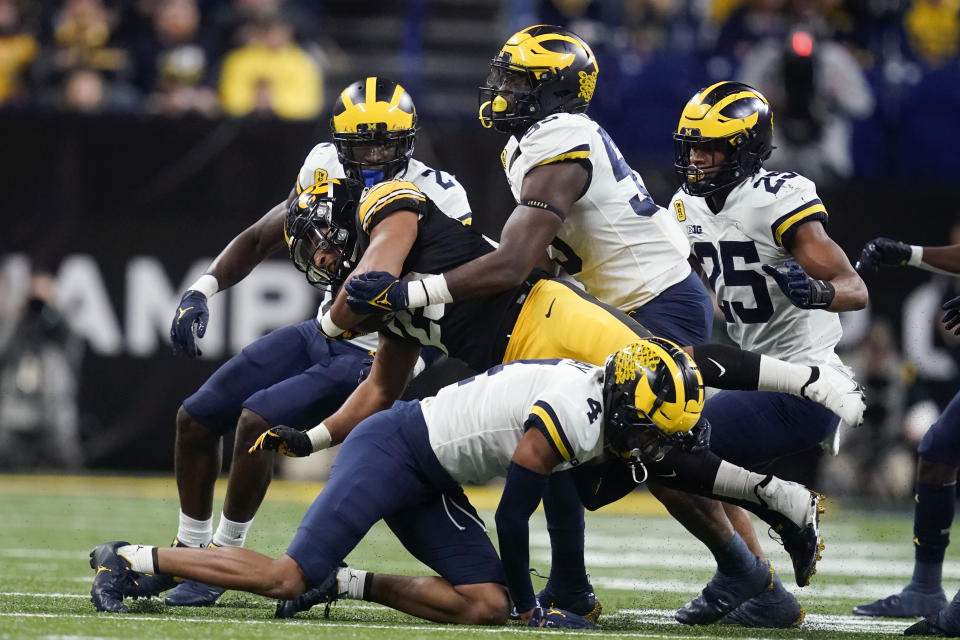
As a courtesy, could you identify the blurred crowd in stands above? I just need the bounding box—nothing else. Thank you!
[0,0,332,118]
[1,0,958,176]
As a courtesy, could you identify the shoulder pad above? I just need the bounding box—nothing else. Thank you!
[357,180,427,233]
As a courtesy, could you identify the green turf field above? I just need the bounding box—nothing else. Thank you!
[0,474,945,639]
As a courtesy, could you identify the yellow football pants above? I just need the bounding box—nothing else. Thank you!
[503,279,652,367]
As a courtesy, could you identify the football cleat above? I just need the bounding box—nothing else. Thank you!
[853,591,947,618]
[275,564,343,619]
[904,613,959,636]
[675,556,774,625]
[122,538,186,599]
[527,605,597,629]
[89,541,140,613]
[536,583,603,624]
[801,364,866,427]
[754,477,825,587]
[164,579,226,607]
[720,572,805,628]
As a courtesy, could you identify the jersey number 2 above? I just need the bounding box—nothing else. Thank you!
[693,240,774,324]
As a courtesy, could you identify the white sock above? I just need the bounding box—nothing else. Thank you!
[177,510,212,547]
[758,355,812,395]
[117,544,157,574]
[212,514,253,548]
[336,566,369,600]
[712,460,768,504]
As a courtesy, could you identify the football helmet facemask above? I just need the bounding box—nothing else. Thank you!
[673,81,774,196]
[331,77,417,185]
[478,25,598,134]
[602,338,705,463]
[285,178,364,291]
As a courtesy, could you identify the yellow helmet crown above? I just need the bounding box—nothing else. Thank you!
[673,81,774,196]
[331,77,417,183]
[479,25,598,134]
[602,337,705,457]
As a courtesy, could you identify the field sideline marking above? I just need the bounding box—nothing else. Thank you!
[0,612,715,638]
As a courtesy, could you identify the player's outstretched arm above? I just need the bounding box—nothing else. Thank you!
[250,333,421,457]
[496,428,562,624]
[763,221,867,312]
[320,210,418,337]
[169,193,293,357]
[349,162,584,312]
[857,237,960,275]
[444,162,585,300]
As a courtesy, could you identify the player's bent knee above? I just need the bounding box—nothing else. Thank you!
[236,409,270,447]
[456,583,510,625]
[176,406,219,445]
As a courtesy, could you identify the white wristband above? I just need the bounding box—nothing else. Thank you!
[187,274,219,299]
[908,245,923,267]
[407,274,453,308]
[319,312,346,338]
[307,422,332,452]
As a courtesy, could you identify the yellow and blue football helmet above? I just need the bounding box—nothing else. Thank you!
[284,178,364,291]
[602,337,705,462]
[673,81,774,196]
[331,77,417,184]
[479,25,598,134]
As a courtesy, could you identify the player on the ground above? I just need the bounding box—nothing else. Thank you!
[667,81,869,627]
[341,24,713,618]
[151,78,473,607]
[262,177,861,623]
[88,340,827,629]
[852,238,960,632]
[338,27,864,624]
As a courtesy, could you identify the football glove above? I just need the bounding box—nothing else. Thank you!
[527,605,596,629]
[248,426,312,457]
[855,237,912,271]
[170,290,209,357]
[344,271,409,315]
[763,261,835,309]
[943,295,960,335]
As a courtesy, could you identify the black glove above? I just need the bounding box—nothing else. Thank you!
[170,290,209,357]
[763,261,835,309]
[248,426,312,457]
[855,237,912,271]
[943,295,960,335]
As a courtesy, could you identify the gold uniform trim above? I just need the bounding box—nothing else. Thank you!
[530,404,572,460]
[774,203,828,246]
[357,180,425,231]
[534,150,590,167]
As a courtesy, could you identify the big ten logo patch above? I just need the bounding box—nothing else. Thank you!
[673,200,686,222]
[686,224,703,234]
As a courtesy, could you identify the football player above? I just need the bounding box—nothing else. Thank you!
[342,25,715,617]
[339,27,865,623]
[155,78,473,607]
[263,177,862,623]
[853,238,960,633]
[668,81,869,627]
[91,341,821,630]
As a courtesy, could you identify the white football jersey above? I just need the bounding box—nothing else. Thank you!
[295,143,474,351]
[672,169,843,366]
[502,113,690,312]
[419,359,606,485]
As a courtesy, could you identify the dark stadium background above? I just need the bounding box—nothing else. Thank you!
[1,0,958,480]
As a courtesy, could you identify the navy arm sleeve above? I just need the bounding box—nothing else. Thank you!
[495,462,549,612]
